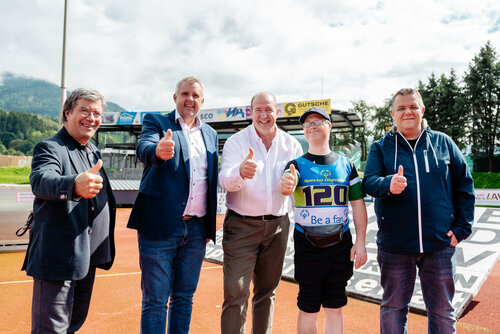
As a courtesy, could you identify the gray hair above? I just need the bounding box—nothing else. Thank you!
[175,76,204,95]
[391,88,424,110]
[250,92,277,109]
[62,88,106,122]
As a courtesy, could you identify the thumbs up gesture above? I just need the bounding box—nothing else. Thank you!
[280,164,297,196]
[239,147,257,179]
[390,165,407,195]
[155,129,175,161]
[74,159,104,199]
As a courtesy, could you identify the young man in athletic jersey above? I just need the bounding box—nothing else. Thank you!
[280,107,367,334]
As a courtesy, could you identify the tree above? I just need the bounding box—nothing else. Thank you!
[371,98,393,140]
[437,70,468,148]
[418,70,467,148]
[418,73,440,129]
[348,100,374,161]
[463,41,500,172]
[0,109,58,156]
[0,131,15,147]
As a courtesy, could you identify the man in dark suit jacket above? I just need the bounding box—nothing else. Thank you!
[22,88,116,333]
[127,77,218,334]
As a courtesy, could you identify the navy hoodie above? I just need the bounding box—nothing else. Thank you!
[363,122,475,254]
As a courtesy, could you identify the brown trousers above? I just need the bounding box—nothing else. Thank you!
[220,212,290,334]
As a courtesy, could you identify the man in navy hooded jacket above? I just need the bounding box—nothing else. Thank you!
[363,88,474,334]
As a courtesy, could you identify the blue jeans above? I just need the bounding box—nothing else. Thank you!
[138,218,207,334]
[377,246,456,334]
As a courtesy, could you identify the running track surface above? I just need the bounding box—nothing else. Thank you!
[1,208,498,333]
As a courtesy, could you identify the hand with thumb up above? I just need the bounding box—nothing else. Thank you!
[390,165,407,195]
[280,163,297,196]
[239,147,257,179]
[74,159,104,198]
[155,129,175,161]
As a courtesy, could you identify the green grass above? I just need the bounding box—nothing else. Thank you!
[471,172,500,189]
[0,167,31,184]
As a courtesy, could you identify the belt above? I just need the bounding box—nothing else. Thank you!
[182,215,196,221]
[227,209,282,221]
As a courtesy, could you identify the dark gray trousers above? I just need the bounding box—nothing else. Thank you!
[31,267,96,334]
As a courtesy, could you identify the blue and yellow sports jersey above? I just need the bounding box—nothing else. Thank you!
[291,154,364,232]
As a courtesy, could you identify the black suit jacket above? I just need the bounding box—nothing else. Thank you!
[127,111,219,241]
[22,127,116,281]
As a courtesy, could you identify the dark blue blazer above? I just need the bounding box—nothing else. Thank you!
[127,111,219,242]
[22,127,116,281]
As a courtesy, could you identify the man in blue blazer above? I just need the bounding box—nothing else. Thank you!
[22,88,116,333]
[127,77,218,334]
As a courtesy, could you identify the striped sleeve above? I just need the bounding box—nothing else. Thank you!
[348,160,365,201]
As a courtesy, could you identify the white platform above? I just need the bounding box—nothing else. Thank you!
[205,204,500,318]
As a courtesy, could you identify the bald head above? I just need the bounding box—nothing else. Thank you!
[251,92,277,110]
[250,92,279,139]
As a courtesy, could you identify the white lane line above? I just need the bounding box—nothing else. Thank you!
[0,266,222,285]
[0,279,32,285]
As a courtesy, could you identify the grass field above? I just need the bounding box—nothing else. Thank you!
[471,172,500,188]
[0,167,30,184]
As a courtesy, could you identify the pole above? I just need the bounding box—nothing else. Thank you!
[59,0,68,126]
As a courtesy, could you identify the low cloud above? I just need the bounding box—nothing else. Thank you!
[1,0,498,111]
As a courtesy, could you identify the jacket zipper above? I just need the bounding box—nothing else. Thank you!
[400,132,425,253]
[423,150,430,173]
[412,152,424,253]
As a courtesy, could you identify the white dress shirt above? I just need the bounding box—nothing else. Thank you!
[219,124,303,216]
[176,111,208,218]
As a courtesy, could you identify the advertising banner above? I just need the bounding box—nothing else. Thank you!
[116,112,138,125]
[102,112,119,125]
[140,111,163,124]
[199,106,249,123]
[475,189,500,206]
[282,99,331,118]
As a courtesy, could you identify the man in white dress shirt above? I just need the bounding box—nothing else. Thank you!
[219,92,303,334]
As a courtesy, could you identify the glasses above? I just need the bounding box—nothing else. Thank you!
[303,120,329,128]
[80,110,103,120]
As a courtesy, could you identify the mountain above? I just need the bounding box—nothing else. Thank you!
[0,72,128,118]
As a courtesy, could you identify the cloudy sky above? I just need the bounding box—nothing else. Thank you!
[1,0,499,111]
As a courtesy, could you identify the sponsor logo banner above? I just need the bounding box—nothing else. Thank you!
[139,111,163,124]
[102,112,118,125]
[475,189,500,206]
[199,106,248,123]
[116,112,138,125]
[283,99,331,118]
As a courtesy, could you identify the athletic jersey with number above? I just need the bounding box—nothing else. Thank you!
[290,153,364,232]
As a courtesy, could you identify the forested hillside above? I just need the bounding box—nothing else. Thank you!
[0,109,58,155]
[0,72,127,117]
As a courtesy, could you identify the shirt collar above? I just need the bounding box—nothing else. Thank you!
[175,110,202,130]
[61,126,88,151]
[249,123,278,144]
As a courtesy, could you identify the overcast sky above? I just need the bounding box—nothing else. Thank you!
[1,0,499,111]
